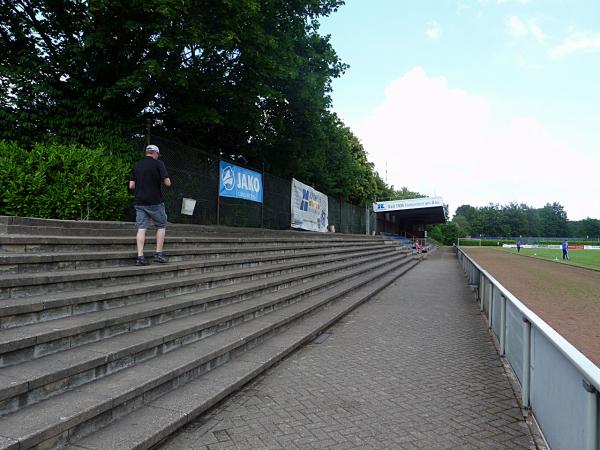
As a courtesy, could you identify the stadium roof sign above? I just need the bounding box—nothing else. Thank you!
[372,196,446,226]
[373,197,444,213]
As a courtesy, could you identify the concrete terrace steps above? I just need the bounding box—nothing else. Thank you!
[0,216,377,239]
[0,258,419,450]
[66,261,418,450]
[0,241,393,288]
[0,241,386,274]
[0,235,384,254]
[0,250,400,334]
[0,217,420,449]
[0,216,380,240]
[0,251,399,364]
[0,256,417,417]
[0,245,398,300]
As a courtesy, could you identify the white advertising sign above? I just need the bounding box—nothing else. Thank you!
[181,198,196,216]
[373,197,444,213]
[290,178,328,232]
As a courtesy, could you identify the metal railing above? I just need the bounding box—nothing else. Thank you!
[456,247,600,450]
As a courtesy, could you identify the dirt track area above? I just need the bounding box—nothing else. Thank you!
[462,247,600,366]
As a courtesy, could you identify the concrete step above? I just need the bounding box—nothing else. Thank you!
[67,259,418,450]
[0,251,401,365]
[0,241,387,274]
[0,248,401,331]
[0,257,418,450]
[0,234,385,254]
[0,216,377,239]
[0,246,396,300]
[0,256,416,415]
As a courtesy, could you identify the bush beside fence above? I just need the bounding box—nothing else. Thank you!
[0,141,131,220]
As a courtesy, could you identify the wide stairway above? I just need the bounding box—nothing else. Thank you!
[0,216,421,450]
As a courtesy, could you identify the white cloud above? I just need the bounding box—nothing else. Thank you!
[353,67,598,220]
[527,19,547,43]
[425,21,442,41]
[548,32,600,58]
[515,54,542,70]
[507,16,527,37]
[497,0,531,4]
[507,16,547,42]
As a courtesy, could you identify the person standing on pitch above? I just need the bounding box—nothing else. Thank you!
[129,144,172,265]
[516,240,522,254]
[561,239,569,260]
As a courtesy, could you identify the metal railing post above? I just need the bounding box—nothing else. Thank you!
[522,318,531,416]
[479,273,484,311]
[488,283,494,329]
[583,380,598,450]
[500,294,506,356]
[216,159,221,226]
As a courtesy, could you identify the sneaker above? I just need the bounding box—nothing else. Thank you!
[153,253,168,263]
[135,257,149,266]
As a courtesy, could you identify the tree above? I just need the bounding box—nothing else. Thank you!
[0,0,345,155]
[455,204,477,224]
[452,215,471,235]
[428,222,465,245]
[538,202,568,237]
[573,218,600,239]
[1,1,422,207]
[451,201,584,238]
[1,0,192,150]
[499,203,530,237]
[376,186,426,201]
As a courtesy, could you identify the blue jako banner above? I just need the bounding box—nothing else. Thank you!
[219,161,263,203]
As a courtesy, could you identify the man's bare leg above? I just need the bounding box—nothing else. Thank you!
[156,228,166,253]
[136,229,147,257]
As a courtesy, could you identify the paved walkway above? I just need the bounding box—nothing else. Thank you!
[160,249,537,449]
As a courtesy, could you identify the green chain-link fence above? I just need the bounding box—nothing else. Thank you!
[148,136,368,233]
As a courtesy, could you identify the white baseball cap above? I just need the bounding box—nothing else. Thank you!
[146,144,160,153]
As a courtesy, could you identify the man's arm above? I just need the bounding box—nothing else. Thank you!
[158,160,171,187]
[129,180,135,190]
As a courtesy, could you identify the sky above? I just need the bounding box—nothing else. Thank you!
[319,0,600,220]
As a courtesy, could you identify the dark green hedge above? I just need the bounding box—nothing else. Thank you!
[460,239,595,247]
[0,141,132,220]
[459,239,516,247]
[537,240,594,246]
[482,240,515,246]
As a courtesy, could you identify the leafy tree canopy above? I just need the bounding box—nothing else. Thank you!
[1,0,407,204]
[448,201,588,238]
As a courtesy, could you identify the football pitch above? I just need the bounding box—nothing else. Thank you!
[502,247,600,270]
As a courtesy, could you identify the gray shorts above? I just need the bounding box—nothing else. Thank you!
[135,204,167,229]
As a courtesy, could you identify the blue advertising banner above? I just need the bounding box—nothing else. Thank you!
[219,161,263,203]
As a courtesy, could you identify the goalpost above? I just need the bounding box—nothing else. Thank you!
[457,238,482,247]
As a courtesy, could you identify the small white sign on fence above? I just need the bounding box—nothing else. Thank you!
[181,198,197,216]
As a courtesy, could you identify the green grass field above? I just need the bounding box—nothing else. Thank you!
[502,247,600,270]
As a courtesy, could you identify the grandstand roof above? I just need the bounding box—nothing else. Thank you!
[373,197,446,225]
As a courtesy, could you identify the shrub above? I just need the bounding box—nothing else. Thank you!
[481,240,515,246]
[0,141,132,220]
[458,239,515,247]
[536,240,593,246]
[458,239,481,246]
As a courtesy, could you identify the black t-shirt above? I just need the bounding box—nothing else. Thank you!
[131,156,169,205]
